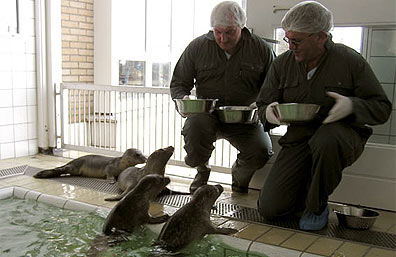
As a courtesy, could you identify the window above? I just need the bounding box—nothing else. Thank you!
[115,0,245,87]
[119,61,145,86]
[0,0,19,35]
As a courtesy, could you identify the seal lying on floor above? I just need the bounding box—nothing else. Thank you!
[33,148,147,183]
[155,184,238,252]
[103,174,171,235]
[105,146,189,201]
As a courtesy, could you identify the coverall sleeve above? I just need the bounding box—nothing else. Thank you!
[256,58,283,130]
[347,53,392,126]
[170,41,197,100]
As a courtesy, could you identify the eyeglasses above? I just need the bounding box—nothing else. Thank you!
[283,34,314,46]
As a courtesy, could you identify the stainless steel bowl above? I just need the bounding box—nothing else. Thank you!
[333,205,379,230]
[273,103,320,123]
[217,106,258,124]
[175,99,218,115]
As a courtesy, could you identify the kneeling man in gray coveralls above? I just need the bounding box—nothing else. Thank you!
[170,1,275,194]
[256,1,392,231]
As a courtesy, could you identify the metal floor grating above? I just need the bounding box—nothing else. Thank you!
[11,166,396,249]
[0,165,28,178]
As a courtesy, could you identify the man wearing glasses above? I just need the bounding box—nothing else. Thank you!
[256,1,391,231]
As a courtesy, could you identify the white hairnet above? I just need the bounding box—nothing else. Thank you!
[210,1,246,28]
[281,1,333,33]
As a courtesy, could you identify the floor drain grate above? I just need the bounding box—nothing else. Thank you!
[0,165,28,178]
[17,166,396,249]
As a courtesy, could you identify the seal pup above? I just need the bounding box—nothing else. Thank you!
[105,146,188,201]
[155,184,238,252]
[103,174,171,235]
[33,148,147,183]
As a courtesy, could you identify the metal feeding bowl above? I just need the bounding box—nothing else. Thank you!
[273,103,320,123]
[333,205,379,230]
[217,106,258,124]
[175,99,218,115]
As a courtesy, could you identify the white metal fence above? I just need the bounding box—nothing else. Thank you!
[56,83,238,173]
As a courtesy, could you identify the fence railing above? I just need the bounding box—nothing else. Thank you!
[57,83,238,173]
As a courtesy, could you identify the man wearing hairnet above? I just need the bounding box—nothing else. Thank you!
[170,1,274,194]
[256,1,391,231]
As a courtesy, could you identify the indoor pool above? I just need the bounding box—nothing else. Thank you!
[0,197,265,257]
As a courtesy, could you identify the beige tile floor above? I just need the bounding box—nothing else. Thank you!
[0,152,395,257]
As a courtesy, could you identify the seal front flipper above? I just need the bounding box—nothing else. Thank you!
[211,227,238,235]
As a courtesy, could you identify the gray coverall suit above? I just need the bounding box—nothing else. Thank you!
[170,28,275,189]
[256,36,392,217]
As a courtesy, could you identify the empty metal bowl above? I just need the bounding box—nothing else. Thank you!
[273,103,320,123]
[333,205,379,230]
[175,99,218,115]
[217,106,258,124]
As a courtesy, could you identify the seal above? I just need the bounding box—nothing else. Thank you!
[33,148,147,183]
[102,174,171,235]
[105,146,188,201]
[155,184,238,252]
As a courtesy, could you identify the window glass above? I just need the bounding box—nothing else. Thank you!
[0,0,18,34]
[119,60,145,86]
[152,62,171,87]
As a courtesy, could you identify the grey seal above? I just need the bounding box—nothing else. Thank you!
[103,174,171,235]
[105,146,188,201]
[155,184,238,252]
[33,148,147,183]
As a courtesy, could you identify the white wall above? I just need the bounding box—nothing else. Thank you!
[0,0,38,159]
[246,0,396,38]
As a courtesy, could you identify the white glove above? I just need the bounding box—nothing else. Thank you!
[323,92,353,124]
[249,102,258,109]
[266,102,281,125]
[176,95,191,118]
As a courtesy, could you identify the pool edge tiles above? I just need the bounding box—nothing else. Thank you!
[0,186,110,214]
[0,186,306,257]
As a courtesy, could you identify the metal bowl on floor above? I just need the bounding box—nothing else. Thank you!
[273,103,320,123]
[333,205,379,230]
[217,106,258,124]
[175,99,218,115]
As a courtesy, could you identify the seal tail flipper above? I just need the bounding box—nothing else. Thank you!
[104,185,134,201]
[33,166,70,178]
[157,187,191,197]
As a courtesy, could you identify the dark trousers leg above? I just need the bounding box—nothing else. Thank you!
[306,122,366,213]
[258,142,312,218]
[223,123,273,188]
[258,122,367,218]
[182,114,219,168]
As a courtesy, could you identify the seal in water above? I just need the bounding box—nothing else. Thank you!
[105,146,188,201]
[103,174,171,235]
[33,148,147,183]
[155,184,238,252]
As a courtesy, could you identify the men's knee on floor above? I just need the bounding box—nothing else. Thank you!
[257,198,285,219]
